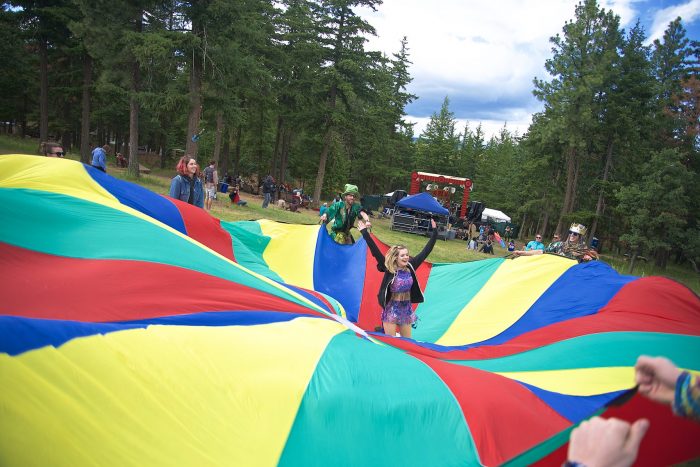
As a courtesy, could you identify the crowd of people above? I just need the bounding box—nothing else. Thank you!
[513,224,599,262]
[167,156,252,210]
[36,145,603,265]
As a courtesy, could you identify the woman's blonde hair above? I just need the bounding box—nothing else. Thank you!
[384,245,409,274]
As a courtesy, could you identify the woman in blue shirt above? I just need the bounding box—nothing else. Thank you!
[169,156,204,208]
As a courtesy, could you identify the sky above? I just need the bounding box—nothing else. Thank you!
[358,0,700,140]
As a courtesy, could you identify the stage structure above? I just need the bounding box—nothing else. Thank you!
[409,171,472,218]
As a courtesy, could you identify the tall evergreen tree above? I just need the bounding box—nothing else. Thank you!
[0,7,36,137]
[533,0,622,235]
[415,96,459,174]
[310,0,382,205]
[10,0,78,142]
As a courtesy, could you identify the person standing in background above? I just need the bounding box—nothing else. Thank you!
[91,144,110,172]
[203,160,218,211]
[261,175,275,208]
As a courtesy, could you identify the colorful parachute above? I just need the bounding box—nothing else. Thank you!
[1,154,699,466]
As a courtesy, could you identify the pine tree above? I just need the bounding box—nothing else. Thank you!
[310,0,382,205]
[533,0,622,235]
[415,96,459,174]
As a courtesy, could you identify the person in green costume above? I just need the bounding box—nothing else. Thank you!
[320,184,370,244]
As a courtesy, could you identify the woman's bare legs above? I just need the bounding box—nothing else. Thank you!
[398,324,412,338]
[383,322,398,336]
[383,322,413,338]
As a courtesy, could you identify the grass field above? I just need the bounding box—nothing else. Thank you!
[2,134,698,293]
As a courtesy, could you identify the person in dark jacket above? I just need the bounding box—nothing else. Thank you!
[358,218,438,338]
[261,175,275,208]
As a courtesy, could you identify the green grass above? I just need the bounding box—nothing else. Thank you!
[0,135,47,156]
[604,255,699,292]
[2,134,698,293]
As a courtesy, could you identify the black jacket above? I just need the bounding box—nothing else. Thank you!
[262,178,275,194]
[361,228,438,309]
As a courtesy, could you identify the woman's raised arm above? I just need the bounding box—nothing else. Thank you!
[358,220,386,270]
[411,218,438,267]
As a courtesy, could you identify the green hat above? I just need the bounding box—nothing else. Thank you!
[342,184,360,198]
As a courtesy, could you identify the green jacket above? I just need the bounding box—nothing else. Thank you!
[325,200,365,236]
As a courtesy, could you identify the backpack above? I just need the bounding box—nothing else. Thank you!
[204,166,215,183]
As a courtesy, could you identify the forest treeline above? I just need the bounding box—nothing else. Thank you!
[1,0,698,271]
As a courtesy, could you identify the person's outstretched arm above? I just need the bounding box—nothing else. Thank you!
[411,219,438,267]
[513,249,544,257]
[567,416,648,467]
[635,355,700,421]
[320,202,336,224]
[358,220,385,271]
[635,356,680,406]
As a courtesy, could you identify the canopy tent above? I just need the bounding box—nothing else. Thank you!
[481,208,511,223]
[395,192,449,216]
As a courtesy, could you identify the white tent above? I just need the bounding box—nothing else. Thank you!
[481,208,511,223]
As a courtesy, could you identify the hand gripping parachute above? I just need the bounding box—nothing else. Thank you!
[1,155,699,466]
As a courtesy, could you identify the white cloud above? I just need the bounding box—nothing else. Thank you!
[600,0,642,28]
[358,0,696,140]
[361,0,575,100]
[646,0,700,43]
[406,114,533,141]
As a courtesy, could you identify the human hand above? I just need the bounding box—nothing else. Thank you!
[430,219,436,229]
[357,220,367,231]
[320,214,327,223]
[635,355,682,406]
[568,416,649,467]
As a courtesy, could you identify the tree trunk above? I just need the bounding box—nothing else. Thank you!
[628,250,638,274]
[185,23,203,156]
[221,127,230,176]
[127,11,142,178]
[80,53,92,163]
[279,127,292,186]
[61,130,72,151]
[233,125,242,177]
[313,128,333,207]
[541,210,550,239]
[519,213,527,240]
[159,133,167,169]
[39,37,49,143]
[61,94,72,149]
[272,116,283,181]
[688,258,699,274]
[313,83,338,205]
[589,139,614,246]
[213,111,224,164]
[654,249,669,269]
[555,146,578,234]
[20,93,28,137]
